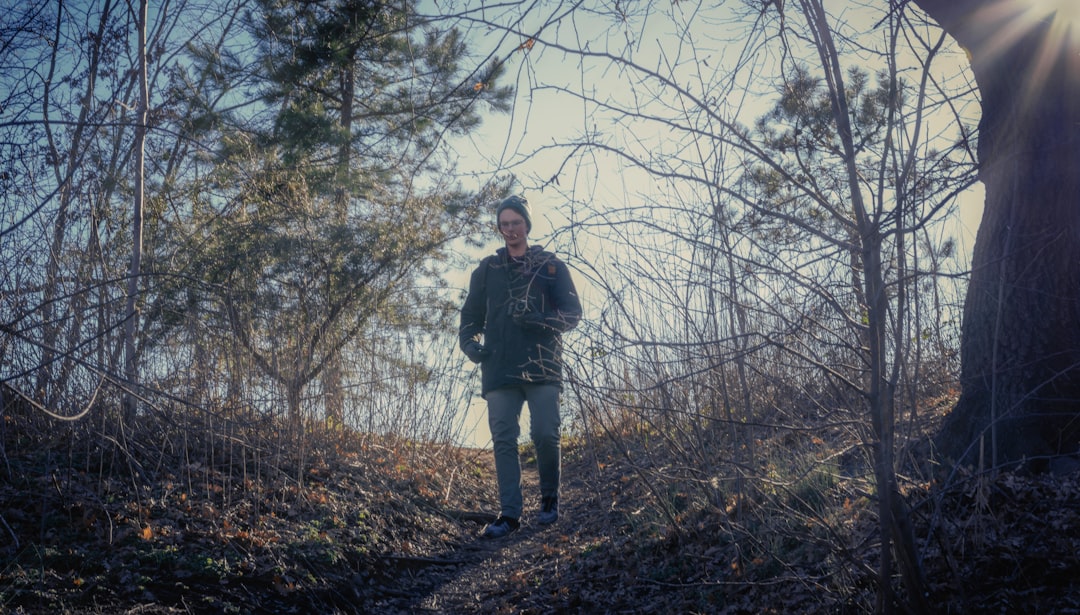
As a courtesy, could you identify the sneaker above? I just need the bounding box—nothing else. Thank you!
[537,496,559,525]
[481,516,520,538]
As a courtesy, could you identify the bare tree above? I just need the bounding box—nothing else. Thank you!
[2,0,505,441]
[26,0,125,407]
[469,1,976,610]
[1,0,259,416]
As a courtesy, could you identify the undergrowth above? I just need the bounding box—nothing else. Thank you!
[2,394,1079,614]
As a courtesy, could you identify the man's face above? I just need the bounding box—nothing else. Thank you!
[498,210,528,247]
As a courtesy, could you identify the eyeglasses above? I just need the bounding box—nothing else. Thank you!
[499,220,525,229]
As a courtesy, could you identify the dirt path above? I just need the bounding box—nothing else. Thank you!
[372,453,602,614]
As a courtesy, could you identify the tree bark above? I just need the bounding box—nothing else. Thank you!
[913,0,1080,467]
[123,0,150,419]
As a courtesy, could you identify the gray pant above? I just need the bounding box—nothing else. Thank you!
[486,384,561,520]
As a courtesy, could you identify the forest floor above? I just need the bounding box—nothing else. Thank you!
[2,411,1080,614]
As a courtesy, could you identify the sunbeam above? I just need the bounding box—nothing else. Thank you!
[956,0,1080,111]
[1047,0,1080,25]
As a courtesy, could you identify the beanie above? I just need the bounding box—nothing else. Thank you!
[496,195,532,232]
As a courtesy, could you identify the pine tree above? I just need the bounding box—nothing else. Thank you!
[181,0,511,431]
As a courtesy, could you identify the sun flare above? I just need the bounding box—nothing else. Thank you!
[1029,0,1080,45]
[1026,0,1080,85]
[1046,0,1080,26]
[959,0,1080,108]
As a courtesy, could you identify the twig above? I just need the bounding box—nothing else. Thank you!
[444,466,457,502]
[381,554,469,566]
[0,513,18,550]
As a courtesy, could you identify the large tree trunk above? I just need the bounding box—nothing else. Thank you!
[913,0,1080,468]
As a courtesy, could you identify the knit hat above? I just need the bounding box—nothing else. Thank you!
[496,195,532,232]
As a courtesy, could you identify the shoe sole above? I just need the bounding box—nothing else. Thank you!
[482,525,518,538]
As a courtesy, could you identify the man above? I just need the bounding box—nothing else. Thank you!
[459,195,582,538]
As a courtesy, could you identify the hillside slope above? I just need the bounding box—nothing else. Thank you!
[2,419,1079,613]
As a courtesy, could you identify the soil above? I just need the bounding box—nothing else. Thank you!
[372,467,588,614]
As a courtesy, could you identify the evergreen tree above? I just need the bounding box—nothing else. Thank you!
[176,0,512,429]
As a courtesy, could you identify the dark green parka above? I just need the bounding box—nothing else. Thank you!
[459,246,582,397]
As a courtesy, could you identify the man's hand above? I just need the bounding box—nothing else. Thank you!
[463,340,491,364]
[513,311,547,331]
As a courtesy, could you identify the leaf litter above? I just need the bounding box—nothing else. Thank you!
[1,411,1079,614]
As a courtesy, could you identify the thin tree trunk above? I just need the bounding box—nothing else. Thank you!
[322,55,358,428]
[802,0,927,609]
[123,0,149,418]
[38,0,115,404]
